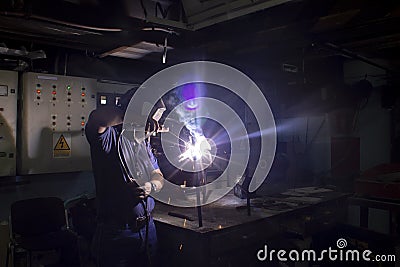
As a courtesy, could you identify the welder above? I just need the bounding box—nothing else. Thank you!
[85,88,165,267]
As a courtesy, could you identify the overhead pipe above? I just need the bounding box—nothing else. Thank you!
[319,42,397,73]
[0,11,121,32]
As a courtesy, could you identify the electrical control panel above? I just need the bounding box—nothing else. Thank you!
[20,72,97,174]
[0,70,18,177]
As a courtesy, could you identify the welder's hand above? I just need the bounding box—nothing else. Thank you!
[128,183,146,199]
[139,182,152,198]
[128,182,152,199]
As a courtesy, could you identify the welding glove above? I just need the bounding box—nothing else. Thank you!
[128,182,152,199]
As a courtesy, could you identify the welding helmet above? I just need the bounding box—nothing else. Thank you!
[118,88,166,123]
[117,88,137,113]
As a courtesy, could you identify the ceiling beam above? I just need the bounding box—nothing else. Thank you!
[186,0,299,30]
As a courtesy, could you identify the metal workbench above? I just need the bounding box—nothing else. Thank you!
[153,187,349,267]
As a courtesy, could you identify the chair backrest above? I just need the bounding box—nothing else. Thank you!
[10,197,66,236]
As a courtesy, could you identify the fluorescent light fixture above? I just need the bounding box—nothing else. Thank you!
[100,41,173,60]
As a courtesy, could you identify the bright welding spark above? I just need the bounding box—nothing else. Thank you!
[179,135,212,162]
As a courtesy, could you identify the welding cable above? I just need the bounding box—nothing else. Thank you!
[117,129,136,184]
[92,222,104,267]
[143,198,152,266]
[117,129,152,265]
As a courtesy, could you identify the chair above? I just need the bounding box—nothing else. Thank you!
[6,197,79,267]
[66,196,97,240]
[65,195,97,266]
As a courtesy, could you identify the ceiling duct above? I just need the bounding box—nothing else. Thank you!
[0,59,29,71]
[0,43,46,59]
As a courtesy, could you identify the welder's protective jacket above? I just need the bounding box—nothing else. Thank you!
[86,124,159,224]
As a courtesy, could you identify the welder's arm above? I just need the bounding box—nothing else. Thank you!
[86,106,124,134]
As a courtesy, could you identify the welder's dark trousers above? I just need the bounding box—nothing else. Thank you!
[91,218,158,267]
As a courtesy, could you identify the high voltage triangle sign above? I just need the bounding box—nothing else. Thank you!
[53,134,71,158]
[54,134,70,150]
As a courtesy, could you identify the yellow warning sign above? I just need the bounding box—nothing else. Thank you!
[53,134,71,158]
